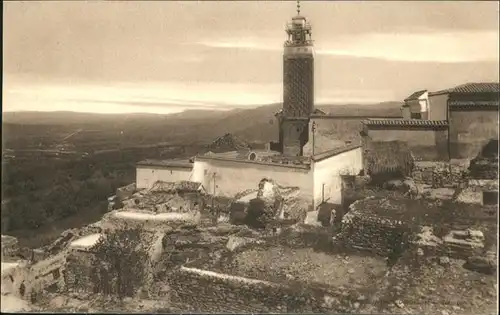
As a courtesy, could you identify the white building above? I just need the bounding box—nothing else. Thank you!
[136,144,363,210]
[402,90,429,120]
[136,159,194,190]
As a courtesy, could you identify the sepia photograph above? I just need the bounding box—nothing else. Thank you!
[2,1,499,313]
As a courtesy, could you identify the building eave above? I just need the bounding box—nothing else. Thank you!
[311,143,362,162]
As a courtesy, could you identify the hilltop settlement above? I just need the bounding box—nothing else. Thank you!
[2,6,499,315]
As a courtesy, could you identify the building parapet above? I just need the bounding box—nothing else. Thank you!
[310,114,401,119]
[195,155,311,170]
[136,159,193,169]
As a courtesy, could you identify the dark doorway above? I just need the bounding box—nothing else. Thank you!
[19,282,26,296]
[483,191,498,205]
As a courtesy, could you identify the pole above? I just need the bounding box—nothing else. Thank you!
[212,172,217,222]
[322,183,325,204]
[312,121,316,156]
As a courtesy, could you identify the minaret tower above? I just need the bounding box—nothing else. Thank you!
[280,0,315,157]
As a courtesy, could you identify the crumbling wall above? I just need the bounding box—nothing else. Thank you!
[99,210,199,233]
[364,141,414,177]
[168,266,358,313]
[338,199,411,257]
[1,235,19,259]
[412,161,468,188]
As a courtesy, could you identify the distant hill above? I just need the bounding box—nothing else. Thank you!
[2,101,403,147]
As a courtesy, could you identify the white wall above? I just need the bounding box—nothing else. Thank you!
[136,166,193,190]
[192,158,313,200]
[312,147,363,207]
[418,91,429,113]
[428,93,449,120]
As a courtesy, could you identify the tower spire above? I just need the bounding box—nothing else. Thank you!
[296,0,301,15]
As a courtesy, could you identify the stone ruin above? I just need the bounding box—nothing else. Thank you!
[228,178,309,229]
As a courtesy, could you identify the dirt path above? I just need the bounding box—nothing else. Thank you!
[1,294,33,312]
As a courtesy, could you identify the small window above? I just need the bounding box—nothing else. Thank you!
[483,191,498,205]
[411,113,422,119]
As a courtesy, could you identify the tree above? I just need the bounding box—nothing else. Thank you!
[89,227,149,300]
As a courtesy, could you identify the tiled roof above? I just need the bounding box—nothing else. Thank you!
[430,83,500,95]
[362,119,448,127]
[404,90,427,101]
[451,83,499,93]
[448,100,499,107]
[137,159,193,169]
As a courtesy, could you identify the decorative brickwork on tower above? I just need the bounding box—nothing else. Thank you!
[278,3,315,157]
[283,58,314,118]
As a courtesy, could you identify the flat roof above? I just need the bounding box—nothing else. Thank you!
[111,211,195,222]
[69,233,103,249]
[137,159,193,169]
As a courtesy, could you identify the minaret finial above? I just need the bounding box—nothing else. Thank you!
[296,0,300,15]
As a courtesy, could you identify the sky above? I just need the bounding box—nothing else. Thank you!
[3,1,499,114]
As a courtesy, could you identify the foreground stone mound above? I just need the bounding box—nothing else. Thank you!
[121,181,204,215]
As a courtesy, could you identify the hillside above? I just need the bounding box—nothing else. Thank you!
[2,101,402,148]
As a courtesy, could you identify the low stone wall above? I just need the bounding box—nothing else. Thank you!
[338,199,410,257]
[411,161,468,188]
[168,266,359,313]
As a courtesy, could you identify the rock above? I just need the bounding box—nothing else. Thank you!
[394,300,405,308]
[383,180,405,191]
[452,305,461,311]
[357,295,366,301]
[464,256,496,275]
[347,268,355,274]
[225,236,256,252]
[417,248,424,256]
[403,179,419,198]
[304,211,322,227]
[353,302,360,309]
[466,229,484,241]
[439,256,450,266]
[441,310,449,315]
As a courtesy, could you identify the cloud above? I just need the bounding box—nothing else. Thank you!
[196,30,499,63]
[3,78,397,114]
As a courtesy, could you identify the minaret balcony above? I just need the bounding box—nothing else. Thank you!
[286,22,312,31]
[284,40,314,47]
